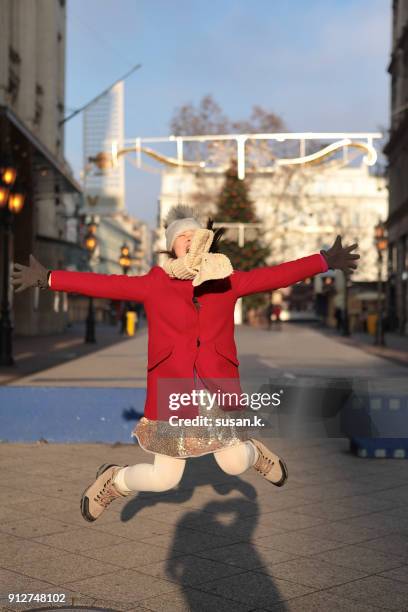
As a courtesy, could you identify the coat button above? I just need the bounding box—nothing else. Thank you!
[197,338,200,347]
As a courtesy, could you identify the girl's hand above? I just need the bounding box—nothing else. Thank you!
[321,235,360,276]
[11,254,50,292]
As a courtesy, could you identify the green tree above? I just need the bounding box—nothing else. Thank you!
[215,161,271,320]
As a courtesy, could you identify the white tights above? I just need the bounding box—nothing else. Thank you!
[114,440,258,494]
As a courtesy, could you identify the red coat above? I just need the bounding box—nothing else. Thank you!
[50,254,326,420]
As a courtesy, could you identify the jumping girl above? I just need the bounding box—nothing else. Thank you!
[11,205,359,522]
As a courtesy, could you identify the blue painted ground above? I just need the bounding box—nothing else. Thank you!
[1,384,407,450]
[0,387,145,443]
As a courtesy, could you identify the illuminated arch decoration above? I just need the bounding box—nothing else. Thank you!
[275,139,377,167]
[88,132,381,180]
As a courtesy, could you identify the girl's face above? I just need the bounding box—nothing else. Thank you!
[173,229,196,258]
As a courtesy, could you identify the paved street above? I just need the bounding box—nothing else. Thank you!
[5,321,408,387]
[0,322,136,387]
[1,323,408,611]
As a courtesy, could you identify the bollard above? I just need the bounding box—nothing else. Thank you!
[126,311,137,336]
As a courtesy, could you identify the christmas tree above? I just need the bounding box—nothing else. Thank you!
[215,161,271,319]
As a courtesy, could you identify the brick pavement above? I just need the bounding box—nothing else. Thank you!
[1,320,407,389]
[5,322,408,390]
[1,438,408,611]
[1,323,408,610]
[319,326,408,368]
[0,322,145,387]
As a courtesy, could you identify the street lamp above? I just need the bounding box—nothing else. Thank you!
[84,221,98,344]
[0,167,25,366]
[0,185,10,207]
[119,243,131,336]
[119,243,131,274]
[2,166,17,187]
[8,190,25,214]
[374,220,388,346]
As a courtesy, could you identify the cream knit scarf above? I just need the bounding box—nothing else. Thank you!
[162,228,233,287]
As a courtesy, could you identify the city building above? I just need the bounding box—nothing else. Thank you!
[82,81,125,216]
[156,162,387,325]
[0,0,83,340]
[64,210,151,326]
[72,79,152,326]
[384,0,408,334]
[0,3,151,343]
[93,213,151,275]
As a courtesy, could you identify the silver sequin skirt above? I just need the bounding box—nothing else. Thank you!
[131,368,250,458]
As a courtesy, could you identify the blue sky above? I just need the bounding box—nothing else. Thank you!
[65,0,391,227]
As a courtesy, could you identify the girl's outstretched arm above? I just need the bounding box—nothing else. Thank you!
[11,254,150,303]
[231,235,359,298]
[231,253,328,297]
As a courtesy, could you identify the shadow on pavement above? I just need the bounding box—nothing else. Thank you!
[119,453,288,610]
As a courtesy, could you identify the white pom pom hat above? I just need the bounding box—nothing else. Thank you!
[164,205,203,251]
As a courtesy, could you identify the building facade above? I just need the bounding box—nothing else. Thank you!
[61,210,151,326]
[84,212,151,276]
[384,0,408,334]
[0,0,83,337]
[156,163,387,325]
[82,81,125,215]
[0,2,151,341]
[157,165,387,281]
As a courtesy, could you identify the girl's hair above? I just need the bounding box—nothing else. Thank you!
[157,217,226,258]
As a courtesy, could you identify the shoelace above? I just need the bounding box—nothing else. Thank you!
[254,452,274,477]
[94,475,121,508]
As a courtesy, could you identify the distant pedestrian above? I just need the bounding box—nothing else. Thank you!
[119,301,128,335]
[273,304,282,330]
[360,306,368,333]
[335,306,343,332]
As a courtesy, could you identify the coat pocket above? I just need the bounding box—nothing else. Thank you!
[214,341,240,366]
[147,344,174,371]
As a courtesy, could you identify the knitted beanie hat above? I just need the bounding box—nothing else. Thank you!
[164,205,203,250]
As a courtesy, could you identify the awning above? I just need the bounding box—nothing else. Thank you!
[0,105,82,194]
